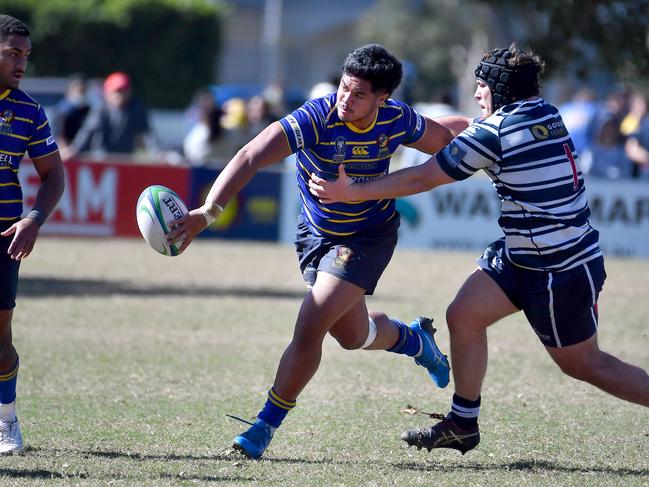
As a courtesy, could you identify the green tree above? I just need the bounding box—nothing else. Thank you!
[0,0,225,108]
[359,0,649,105]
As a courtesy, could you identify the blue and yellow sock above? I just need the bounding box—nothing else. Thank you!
[0,357,19,420]
[387,319,422,357]
[256,387,296,429]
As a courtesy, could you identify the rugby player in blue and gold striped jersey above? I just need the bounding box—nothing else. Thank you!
[0,15,65,454]
[310,43,649,456]
[169,44,469,459]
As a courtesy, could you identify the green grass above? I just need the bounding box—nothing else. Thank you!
[2,237,648,486]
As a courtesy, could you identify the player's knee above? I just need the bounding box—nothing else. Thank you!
[555,351,602,382]
[329,329,364,350]
[445,301,465,334]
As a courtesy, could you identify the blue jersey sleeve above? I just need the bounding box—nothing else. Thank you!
[436,120,501,180]
[394,100,425,145]
[27,106,59,159]
[278,95,333,153]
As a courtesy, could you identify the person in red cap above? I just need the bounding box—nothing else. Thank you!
[62,70,156,160]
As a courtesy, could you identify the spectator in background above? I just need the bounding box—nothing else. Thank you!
[183,89,223,166]
[219,97,249,154]
[559,87,598,169]
[624,91,649,179]
[52,75,91,149]
[62,71,156,160]
[308,81,336,100]
[587,90,631,179]
[244,95,273,139]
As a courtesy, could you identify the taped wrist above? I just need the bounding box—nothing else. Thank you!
[199,200,224,226]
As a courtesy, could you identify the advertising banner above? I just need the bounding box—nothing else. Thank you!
[279,169,649,258]
[19,159,191,237]
[190,167,282,241]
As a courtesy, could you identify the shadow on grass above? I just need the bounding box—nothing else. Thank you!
[1,468,253,483]
[7,448,256,482]
[392,458,649,478]
[18,276,306,300]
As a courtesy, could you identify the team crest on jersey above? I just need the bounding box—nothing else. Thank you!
[333,246,353,271]
[334,136,346,163]
[0,109,13,135]
[377,133,390,156]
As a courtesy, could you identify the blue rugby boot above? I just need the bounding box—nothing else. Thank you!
[410,317,450,388]
[232,419,274,460]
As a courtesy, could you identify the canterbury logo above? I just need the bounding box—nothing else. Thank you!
[351,146,369,156]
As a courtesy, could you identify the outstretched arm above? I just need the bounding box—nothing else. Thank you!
[407,115,471,155]
[309,156,455,204]
[167,121,291,250]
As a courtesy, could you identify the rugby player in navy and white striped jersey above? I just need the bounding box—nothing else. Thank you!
[169,44,470,460]
[0,15,65,454]
[310,43,649,455]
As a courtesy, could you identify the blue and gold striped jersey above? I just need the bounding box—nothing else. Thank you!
[436,98,601,272]
[0,88,59,222]
[279,93,425,237]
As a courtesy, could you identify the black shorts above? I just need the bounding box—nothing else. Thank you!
[478,238,606,348]
[295,213,399,295]
[0,221,20,310]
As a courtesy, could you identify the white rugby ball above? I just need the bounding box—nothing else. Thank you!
[136,185,188,256]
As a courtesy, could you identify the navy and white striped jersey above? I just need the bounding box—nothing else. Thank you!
[436,98,601,272]
[0,88,59,222]
[279,93,425,237]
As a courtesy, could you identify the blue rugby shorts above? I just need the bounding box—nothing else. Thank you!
[478,238,606,348]
[294,212,399,295]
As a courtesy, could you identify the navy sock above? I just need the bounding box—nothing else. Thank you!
[256,387,296,429]
[0,357,19,404]
[386,319,421,357]
[450,393,481,430]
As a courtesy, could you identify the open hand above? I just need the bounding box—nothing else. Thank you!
[0,218,40,260]
[308,164,353,203]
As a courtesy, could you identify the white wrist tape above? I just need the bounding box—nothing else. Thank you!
[199,200,224,226]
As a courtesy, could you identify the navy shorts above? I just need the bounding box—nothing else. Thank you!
[295,213,399,295]
[0,221,20,310]
[478,238,606,348]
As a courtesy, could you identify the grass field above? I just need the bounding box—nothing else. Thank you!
[2,237,648,486]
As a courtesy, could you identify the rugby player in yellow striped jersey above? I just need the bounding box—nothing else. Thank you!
[0,15,65,454]
[168,44,469,459]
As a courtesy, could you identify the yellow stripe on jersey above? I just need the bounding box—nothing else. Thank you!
[377,114,402,125]
[30,147,59,160]
[0,182,20,187]
[7,133,29,141]
[0,199,22,203]
[0,149,25,157]
[298,106,320,145]
[7,97,38,108]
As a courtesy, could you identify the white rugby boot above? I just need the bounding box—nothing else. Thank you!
[0,417,24,454]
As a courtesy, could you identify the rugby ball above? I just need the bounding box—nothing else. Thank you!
[136,185,188,256]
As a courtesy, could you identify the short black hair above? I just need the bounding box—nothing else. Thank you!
[342,44,402,95]
[0,15,30,42]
